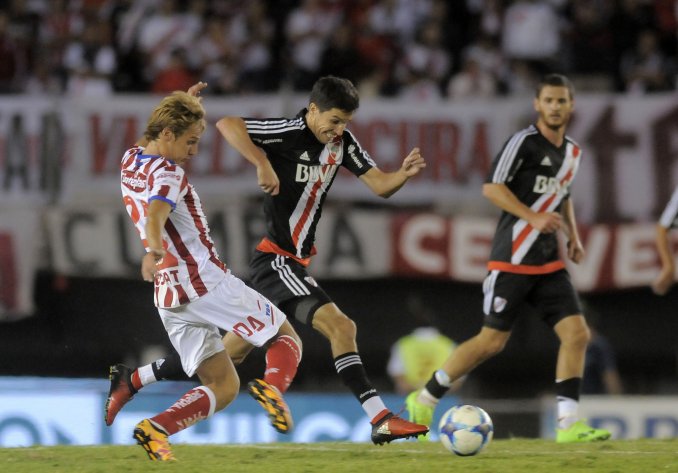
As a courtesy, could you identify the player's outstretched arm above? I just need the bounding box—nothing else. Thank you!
[216,117,280,195]
[359,147,426,198]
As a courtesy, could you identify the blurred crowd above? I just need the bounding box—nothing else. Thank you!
[0,0,677,99]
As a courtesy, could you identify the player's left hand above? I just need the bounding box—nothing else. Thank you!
[652,267,674,295]
[401,147,426,177]
[141,248,165,282]
[567,239,585,264]
[187,81,208,98]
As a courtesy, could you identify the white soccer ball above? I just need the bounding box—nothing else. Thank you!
[438,404,493,456]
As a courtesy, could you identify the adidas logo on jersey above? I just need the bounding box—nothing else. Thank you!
[299,151,310,161]
[540,156,552,166]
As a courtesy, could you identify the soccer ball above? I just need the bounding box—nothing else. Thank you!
[438,404,493,456]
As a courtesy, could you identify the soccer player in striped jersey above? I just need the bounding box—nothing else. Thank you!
[652,186,678,295]
[118,89,301,461]
[407,74,611,443]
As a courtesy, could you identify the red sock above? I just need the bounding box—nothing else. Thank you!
[264,335,301,393]
[371,409,390,425]
[150,386,216,435]
[131,370,143,391]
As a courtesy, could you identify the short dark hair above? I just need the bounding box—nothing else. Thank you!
[309,76,359,113]
[536,73,575,99]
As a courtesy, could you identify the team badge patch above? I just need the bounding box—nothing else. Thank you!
[493,296,507,313]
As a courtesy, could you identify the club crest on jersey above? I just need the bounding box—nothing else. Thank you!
[295,163,334,183]
[493,296,507,313]
[533,175,563,195]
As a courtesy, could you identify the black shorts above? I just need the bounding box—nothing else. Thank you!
[249,250,332,325]
[482,269,582,331]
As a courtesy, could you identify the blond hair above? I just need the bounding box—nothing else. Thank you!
[143,91,206,141]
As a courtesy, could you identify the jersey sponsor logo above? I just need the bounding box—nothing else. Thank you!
[121,174,146,190]
[533,175,562,194]
[540,156,552,166]
[295,163,335,183]
[157,172,181,181]
[299,151,310,161]
[260,138,283,144]
[347,144,363,169]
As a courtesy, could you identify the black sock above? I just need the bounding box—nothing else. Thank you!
[151,351,190,381]
[334,352,378,404]
[555,377,581,401]
[424,374,449,399]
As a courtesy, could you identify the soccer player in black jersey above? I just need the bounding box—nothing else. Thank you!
[213,76,428,444]
[407,74,612,443]
[105,77,429,444]
[653,185,678,295]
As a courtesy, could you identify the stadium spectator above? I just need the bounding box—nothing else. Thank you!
[406,74,612,444]
[446,56,497,100]
[231,0,277,92]
[62,20,116,97]
[0,10,21,93]
[501,0,563,75]
[284,0,340,91]
[396,19,450,101]
[150,48,197,95]
[619,29,672,93]
[387,294,462,396]
[135,0,202,82]
[191,16,239,95]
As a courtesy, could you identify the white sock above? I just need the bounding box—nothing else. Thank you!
[138,364,157,387]
[557,396,579,429]
[417,389,440,407]
[362,396,387,420]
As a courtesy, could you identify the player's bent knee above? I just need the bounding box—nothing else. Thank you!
[212,378,240,410]
[332,314,357,340]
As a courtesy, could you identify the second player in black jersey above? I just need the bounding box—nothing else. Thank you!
[407,74,611,445]
[242,109,376,261]
[215,76,429,444]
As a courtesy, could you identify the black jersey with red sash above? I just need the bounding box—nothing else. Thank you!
[485,124,582,274]
[244,109,375,265]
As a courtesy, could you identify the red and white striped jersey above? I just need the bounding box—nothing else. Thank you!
[244,109,376,264]
[485,124,582,274]
[120,146,228,308]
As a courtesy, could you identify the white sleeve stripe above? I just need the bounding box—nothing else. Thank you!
[246,118,304,131]
[271,256,310,296]
[659,186,678,228]
[492,128,536,183]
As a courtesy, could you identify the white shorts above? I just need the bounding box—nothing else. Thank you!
[157,273,286,377]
